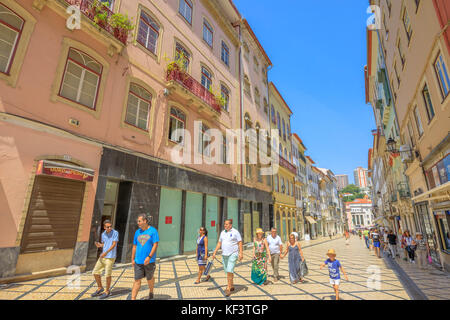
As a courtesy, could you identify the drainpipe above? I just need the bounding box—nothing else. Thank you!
[233,21,244,185]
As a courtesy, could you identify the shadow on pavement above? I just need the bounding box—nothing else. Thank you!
[140,294,172,300]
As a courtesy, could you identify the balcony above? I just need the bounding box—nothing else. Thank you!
[279,156,296,174]
[166,68,221,114]
[63,0,128,44]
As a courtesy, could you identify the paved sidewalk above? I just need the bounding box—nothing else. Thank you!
[380,246,450,300]
[0,235,425,300]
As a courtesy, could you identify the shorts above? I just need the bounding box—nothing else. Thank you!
[222,252,238,274]
[373,241,380,248]
[330,278,340,285]
[134,262,156,281]
[92,257,116,277]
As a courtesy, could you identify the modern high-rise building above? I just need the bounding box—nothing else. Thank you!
[336,174,349,190]
[353,167,369,188]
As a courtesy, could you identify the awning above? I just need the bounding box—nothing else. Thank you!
[36,160,95,182]
[305,216,317,224]
[411,181,450,202]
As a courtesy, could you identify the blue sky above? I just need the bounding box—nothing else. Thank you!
[234,0,375,184]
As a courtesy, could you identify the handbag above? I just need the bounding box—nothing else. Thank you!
[300,259,308,277]
[203,259,213,276]
[428,255,432,264]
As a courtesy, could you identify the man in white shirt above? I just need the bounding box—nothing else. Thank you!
[267,227,283,281]
[212,219,243,297]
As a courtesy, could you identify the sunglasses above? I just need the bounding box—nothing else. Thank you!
[105,226,112,228]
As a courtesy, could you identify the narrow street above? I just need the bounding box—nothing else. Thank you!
[2,235,448,300]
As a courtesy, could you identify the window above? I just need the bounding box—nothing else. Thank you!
[201,66,212,90]
[284,148,287,160]
[198,122,211,156]
[279,143,282,157]
[386,0,391,16]
[267,174,272,187]
[422,84,435,122]
[263,98,268,114]
[246,162,252,179]
[414,106,424,137]
[277,112,281,136]
[397,38,405,68]
[125,83,152,130]
[203,19,213,47]
[222,136,227,164]
[394,63,400,87]
[281,177,285,194]
[175,42,190,71]
[407,120,416,148]
[59,48,102,109]
[275,175,279,192]
[434,211,450,252]
[245,113,252,130]
[0,4,24,74]
[221,41,229,66]
[254,87,260,107]
[271,105,276,124]
[220,85,229,111]
[243,42,249,61]
[434,53,450,99]
[402,7,412,43]
[100,0,114,10]
[179,0,192,24]
[415,0,420,13]
[244,75,251,97]
[137,11,160,55]
[169,107,186,143]
[383,13,389,41]
[253,56,259,72]
[282,118,286,141]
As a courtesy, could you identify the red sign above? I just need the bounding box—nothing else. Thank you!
[211,220,215,227]
[165,216,172,224]
[36,160,94,182]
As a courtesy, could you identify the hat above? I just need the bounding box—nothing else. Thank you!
[327,249,336,256]
[255,228,264,234]
[416,232,423,236]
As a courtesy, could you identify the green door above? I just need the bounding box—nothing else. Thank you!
[228,199,239,230]
[282,212,287,242]
[205,195,218,251]
[183,192,203,253]
[158,188,182,258]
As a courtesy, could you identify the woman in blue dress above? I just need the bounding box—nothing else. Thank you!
[281,234,305,284]
[251,228,272,285]
[195,227,210,284]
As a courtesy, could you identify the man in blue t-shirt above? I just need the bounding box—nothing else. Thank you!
[320,249,348,300]
[131,214,159,300]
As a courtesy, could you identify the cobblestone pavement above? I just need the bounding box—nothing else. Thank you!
[1,235,448,300]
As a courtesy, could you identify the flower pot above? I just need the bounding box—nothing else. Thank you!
[113,27,128,44]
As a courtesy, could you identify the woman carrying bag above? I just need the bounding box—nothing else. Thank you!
[404,231,415,263]
[251,228,271,285]
[281,234,306,284]
[195,227,211,284]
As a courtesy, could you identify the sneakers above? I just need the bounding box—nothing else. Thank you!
[148,292,154,300]
[99,292,110,299]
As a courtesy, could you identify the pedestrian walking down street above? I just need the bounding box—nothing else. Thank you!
[358,230,362,240]
[382,229,389,254]
[320,249,349,301]
[363,228,370,249]
[281,234,305,284]
[251,228,271,286]
[194,227,210,284]
[368,229,374,250]
[211,219,243,297]
[267,227,283,282]
[387,230,398,258]
[371,228,381,258]
[91,220,118,299]
[404,231,416,263]
[131,214,159,300]
[344,230,350,246]
[414,232,430,270]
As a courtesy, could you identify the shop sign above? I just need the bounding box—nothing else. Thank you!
[36,160,94,182]
[165,216,173,224]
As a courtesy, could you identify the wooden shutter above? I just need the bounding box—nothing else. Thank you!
[20,176,85,254]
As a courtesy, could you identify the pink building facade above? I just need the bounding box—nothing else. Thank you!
[0,0,273,280]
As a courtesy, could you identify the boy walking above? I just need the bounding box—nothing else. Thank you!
[320,249,348,300]
[91,220,118,299]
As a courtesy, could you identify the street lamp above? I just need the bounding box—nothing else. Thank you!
[386,137,413,155]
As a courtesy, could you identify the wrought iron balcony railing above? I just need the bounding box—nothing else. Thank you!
[166,69,222,114]
[64,0,128,44]
[397,182,411,199]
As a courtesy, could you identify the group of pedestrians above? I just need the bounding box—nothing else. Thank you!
[89,215,348,299]
[358,226,432,271]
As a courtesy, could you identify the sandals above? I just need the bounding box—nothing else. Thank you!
[91,288,104,297]
[205,275,211,282]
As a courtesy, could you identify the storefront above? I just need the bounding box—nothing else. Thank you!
[86,148,272,269]
[16,160,95,275]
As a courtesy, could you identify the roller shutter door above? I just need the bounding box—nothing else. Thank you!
[20,175,85,254]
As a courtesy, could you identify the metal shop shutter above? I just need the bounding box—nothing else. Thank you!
[20,175,85,254]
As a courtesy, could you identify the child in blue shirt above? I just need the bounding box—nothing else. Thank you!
[320,249,348,300]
